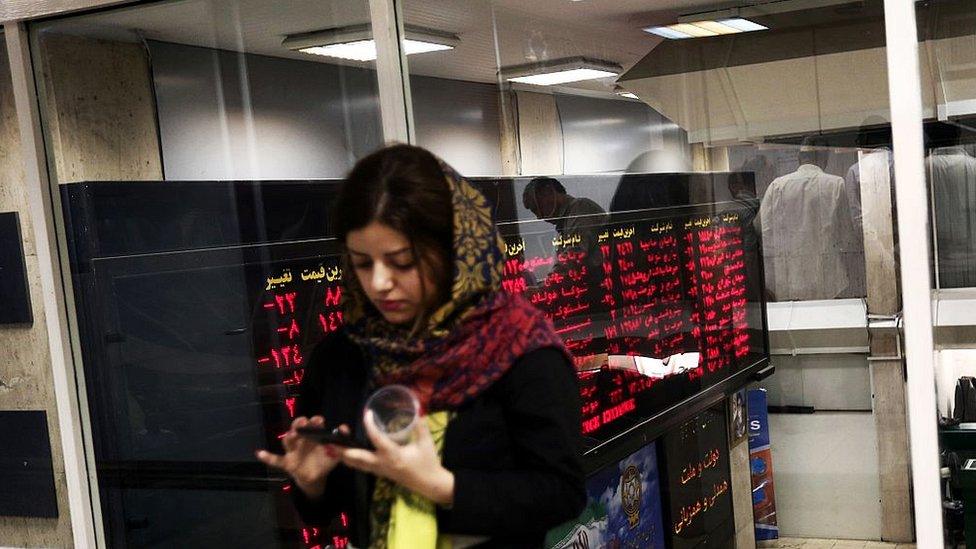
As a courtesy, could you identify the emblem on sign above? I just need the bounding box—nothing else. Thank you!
[621,464,642,528]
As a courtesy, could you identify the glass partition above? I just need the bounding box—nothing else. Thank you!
[400,0,895,543]
[31,2,380,547]
[401,0,886,305]
[24,0,926,546]
[915,0,976,542]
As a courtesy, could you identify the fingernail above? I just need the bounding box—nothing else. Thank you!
[325,447,338,458]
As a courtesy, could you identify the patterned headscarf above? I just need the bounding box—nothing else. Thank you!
[340,157,570,548]
[342,159,569,412]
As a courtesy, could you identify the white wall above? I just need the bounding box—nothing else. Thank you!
[768,412,882,540]
[150,40,383,180]
[936,348,976,417]
[410,75,503,176]
[556,93,691,175]
[758,354,872,411]
[754,355,881,540]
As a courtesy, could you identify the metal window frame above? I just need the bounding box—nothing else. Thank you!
[884,0,944,544]
[371,0,415,144]
[4,22,101,548]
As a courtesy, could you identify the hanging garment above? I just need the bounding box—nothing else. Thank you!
[759,164,860,301]
[844,149,891,297]
[928,147,976,288]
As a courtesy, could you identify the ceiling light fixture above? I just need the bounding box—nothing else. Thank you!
[283,24,459,62]
[644,17,767,39]
[501,57,621,86]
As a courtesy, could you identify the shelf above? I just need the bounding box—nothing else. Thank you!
[766,299,869,355]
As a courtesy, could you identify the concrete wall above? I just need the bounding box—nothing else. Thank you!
[0,36,73,548]
[37,33,162,184]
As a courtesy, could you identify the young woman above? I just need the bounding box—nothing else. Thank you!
[256,145,585,548]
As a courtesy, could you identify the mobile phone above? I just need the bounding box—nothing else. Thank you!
[296,427,365,448]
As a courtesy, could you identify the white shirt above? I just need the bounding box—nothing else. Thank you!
[843,150,890,297]
[928,148,976,288]
[759,164,860,300]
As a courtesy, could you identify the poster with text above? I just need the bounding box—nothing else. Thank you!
[748,388,779,541]
[660,406,734,548]
[545,442,666,549]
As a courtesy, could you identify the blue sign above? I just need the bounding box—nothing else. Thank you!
[747,388,779,541]
[546,442,666,548]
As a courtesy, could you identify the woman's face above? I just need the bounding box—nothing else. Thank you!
[346,221,441,326]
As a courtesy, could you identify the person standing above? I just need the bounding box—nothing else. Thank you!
[257,145,585,548]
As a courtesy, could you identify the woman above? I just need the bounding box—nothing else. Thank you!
[256,144,585,548]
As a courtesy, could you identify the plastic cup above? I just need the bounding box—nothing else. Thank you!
[364,384,420,445]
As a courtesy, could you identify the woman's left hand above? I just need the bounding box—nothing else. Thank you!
[338,411,455,506]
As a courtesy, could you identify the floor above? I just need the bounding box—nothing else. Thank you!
[758,539,915,549]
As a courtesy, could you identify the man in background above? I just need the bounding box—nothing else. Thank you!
[759,137,860,301]
[523,177,607,276]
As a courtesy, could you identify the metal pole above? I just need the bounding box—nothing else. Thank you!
[883,0,944,544]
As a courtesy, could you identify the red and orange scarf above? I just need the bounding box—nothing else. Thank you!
[342,160,570,412]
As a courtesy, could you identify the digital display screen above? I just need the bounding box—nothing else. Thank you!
[251,255,345,449]
[495,206,761,446]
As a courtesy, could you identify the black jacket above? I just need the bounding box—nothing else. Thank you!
[292,330,586,548]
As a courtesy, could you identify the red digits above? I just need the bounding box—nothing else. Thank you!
[273,291,298,315]
[324,286,342,307]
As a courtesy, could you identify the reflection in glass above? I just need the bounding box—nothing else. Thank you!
[758,137,861,301]
[929,141,976,289]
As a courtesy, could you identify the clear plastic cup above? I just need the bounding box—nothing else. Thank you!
[364,384,420,445]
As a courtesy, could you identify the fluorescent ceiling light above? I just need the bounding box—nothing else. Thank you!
[283,24,459,62]
[645,26,694,40]
[720,18,768,32]
[669,23,718,37]
[644,17,767,39]
[502,57,621,86]
[298,39,452,62]
[509,68,617,86]
[692,20,744,35]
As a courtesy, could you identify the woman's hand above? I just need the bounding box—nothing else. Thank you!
[256,415,345,499]
[338,411,455,506]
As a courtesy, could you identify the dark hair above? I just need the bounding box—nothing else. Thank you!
[798,135,830,169]
[334,144,454,315]
[525,176,566,195]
